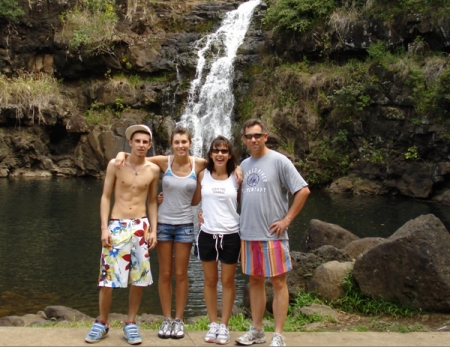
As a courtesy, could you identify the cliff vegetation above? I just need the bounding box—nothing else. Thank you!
[0,0,449,203]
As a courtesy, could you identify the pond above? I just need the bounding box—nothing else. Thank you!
[0,178,448,318]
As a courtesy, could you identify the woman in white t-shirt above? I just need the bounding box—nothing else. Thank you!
[191,135,241,345]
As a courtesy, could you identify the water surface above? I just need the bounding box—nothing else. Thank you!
[0,178,448,318]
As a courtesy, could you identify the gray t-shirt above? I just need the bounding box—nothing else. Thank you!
[240,150,308,241]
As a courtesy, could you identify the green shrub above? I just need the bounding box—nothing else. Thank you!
[406,66,437,117]
[84,101,121,125]
[56,0,118,54]
[404,145,419,160]
[263,0,337,33]
[328,82,372,121]
[366,0,450,22]
[0,0,24,23]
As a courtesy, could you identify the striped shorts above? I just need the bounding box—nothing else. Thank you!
[241,240,292,278]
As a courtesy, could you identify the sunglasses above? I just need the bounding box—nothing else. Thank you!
[211,149,230,154]
[243,133,264,140]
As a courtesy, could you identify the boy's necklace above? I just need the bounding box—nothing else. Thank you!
[131,163,144,176]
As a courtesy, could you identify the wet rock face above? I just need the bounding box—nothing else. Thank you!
[353,214,450,312]
[0,0,449,200]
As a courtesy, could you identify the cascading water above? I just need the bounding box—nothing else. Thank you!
[179,0,261,157]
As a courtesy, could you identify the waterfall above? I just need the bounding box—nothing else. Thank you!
[178,0,261,157]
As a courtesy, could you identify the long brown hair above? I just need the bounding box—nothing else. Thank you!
[206,136,236,177]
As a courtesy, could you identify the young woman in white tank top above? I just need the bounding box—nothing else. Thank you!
[191,135,241,345]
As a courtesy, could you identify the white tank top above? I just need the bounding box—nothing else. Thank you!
[200,169,240,235]
[158,156,197,225]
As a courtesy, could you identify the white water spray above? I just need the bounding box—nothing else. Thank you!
[179,0,261,156]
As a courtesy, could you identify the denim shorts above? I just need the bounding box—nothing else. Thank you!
[157,223,195,243]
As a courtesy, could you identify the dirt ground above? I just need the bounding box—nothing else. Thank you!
[320,311,450,332]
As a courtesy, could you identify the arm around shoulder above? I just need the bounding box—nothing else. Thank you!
[195,157,208,171]
[147,155,168,170]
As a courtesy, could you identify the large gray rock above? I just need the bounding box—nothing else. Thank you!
[301,219,360,252]
[343,237,386,259]
[308,261,355,301]
[353,214,450,312]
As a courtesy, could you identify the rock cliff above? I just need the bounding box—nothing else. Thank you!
[0,0,449,204]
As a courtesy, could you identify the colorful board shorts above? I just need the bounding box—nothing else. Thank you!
[241,240,292,278]
[98,217,153,288]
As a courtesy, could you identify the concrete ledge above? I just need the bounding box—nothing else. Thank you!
[0,328,449,346]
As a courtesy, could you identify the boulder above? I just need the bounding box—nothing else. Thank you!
[308,261,355,301]
[343,237,386,259]
[353,214,450,312]
[0,316,24,326]
[328,177,354,194]
[301,219,360,252]
[44,306,92,322]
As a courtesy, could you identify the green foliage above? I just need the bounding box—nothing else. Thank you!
[332,129,348,144]
[334,271,418,317]
[0,0,24,23]
[404,146,419,160]
[328,82,372,121]
[164,18,185,33]
[442,134,450,142]
[366,41,395,67]
[406,66,438,117]
[297,133,351,185]
[263,0,337,33]
[279,138,296,154]
[84,101,120,126]
[411,117,422,125]
[436,67,450,104]
[359,140,386,165]
[385,107,404,120]
[373,0,450,18]
[191,19,214,33]
[57,0,118,54]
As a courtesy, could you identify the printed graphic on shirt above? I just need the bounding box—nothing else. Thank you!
[242,167,268,194]
[212,187,226,194]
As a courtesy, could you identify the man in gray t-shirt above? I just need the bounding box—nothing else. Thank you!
[236,119,310,347]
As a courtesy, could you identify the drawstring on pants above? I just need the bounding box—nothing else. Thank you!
[212,234,224,261]
[196,230,224,261]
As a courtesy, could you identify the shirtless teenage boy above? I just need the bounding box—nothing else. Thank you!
[85,124,160,345]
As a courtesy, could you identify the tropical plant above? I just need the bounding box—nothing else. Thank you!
[263,0,337,33]
[0,0,25,23]
[56,0,118,55]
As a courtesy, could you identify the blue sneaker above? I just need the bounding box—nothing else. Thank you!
[123,322,143,345]
[85,320,109,343]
